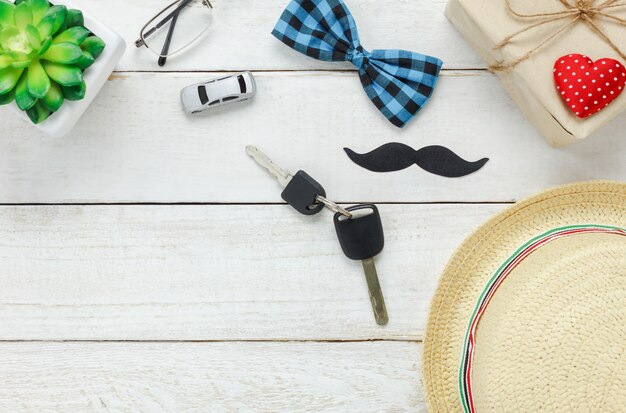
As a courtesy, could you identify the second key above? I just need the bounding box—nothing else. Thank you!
[334,204,388,325]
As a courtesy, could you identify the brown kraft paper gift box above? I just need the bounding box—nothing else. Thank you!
[446,0,626,147]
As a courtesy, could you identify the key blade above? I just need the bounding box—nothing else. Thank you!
[246,145,293,188]
[362,257,388,325]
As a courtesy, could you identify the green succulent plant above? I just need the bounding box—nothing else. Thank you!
[0,0,105,124]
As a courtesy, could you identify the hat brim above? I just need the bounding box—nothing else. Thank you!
[422,181,626,412]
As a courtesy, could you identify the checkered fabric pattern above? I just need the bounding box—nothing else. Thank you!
[272,0,443,128]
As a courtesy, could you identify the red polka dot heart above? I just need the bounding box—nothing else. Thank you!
[554,54,626,119]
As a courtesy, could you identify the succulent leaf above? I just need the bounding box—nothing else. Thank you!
[36,15,52,37]
[0,0,15,28]
[11,59,31,69]
[29,0,50,25]
[14,1,33,29]
[42,79,63,111]
[25,24,41,49]
[0,26,18,42]
[61,79,85,100]
[41,41,82,64]
[65,9,83,29]
[26,58,49,98]
[41,60,82,86]
[37,34,51,54]
[0,53,13,70]
[9,52,32,68]
[0,84,14,104]
[53,26,89,45]
[25,100,51,123]
[0,66,22,94]
[37,5,67,38]
[15,70,36,109]
[81,36,105,60]
[75,49,93,70]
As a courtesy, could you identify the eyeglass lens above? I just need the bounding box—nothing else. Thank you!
[139,0,213,59]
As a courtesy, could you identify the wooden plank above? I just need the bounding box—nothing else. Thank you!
[0,341,425,412]
[1,72,624,204]
[0,203,503,341]
[72,0,483,71]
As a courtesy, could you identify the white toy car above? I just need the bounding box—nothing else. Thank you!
[181,72,256,114]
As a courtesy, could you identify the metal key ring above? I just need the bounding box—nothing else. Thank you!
[316,195,353,218]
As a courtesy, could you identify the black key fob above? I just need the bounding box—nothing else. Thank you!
[281,170,326,215]
[334,204,384,260]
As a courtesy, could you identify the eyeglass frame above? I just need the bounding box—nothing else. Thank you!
[134,0,214,63]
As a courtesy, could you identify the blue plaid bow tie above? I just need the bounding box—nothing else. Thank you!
[272,0,443,128]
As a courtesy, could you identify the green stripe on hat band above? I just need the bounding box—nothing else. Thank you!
[458,224,626,413]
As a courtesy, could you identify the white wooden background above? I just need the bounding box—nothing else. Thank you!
[0,0,624,411]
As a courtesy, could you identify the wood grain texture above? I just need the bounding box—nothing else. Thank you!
[72,0,482,71]
[0,341,425,412]
[0,203,502,341]
[0,0,621,410]
[1,72,624,204]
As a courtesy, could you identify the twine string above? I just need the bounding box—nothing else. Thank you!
[490,0,626,72]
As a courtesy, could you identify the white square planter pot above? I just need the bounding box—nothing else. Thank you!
[8,0,126,137]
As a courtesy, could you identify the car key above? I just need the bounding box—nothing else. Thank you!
[334,204,388,325]
[246,146,387,325]
[246,146,352,217]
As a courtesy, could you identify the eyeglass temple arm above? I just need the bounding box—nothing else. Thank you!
[158,12,179,66]
[135,0,197,47]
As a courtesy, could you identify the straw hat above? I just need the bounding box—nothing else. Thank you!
[423,181,626,413]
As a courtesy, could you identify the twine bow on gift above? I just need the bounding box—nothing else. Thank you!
[490,0,626,71]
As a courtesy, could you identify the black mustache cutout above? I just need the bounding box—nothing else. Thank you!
[344,143,489,178]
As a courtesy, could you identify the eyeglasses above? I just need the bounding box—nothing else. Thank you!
[135,0,214,67]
